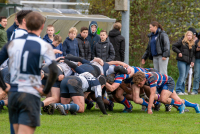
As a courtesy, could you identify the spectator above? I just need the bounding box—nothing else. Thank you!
[43,25,55,44]
[92,30,115,62]
[109,22,125,61]
[87,21,100,58]
[6,15,18,41]
[0,16,7,48]
[191,27,200,95]
[172,31,195,95]
[51,35,63,59]
[76,27,91,61]
[141,21,170,75]
[63,27,79,56]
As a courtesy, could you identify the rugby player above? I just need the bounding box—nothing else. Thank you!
[132,71,200,114]
[0,12,58,134]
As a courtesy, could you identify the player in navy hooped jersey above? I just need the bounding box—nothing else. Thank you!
[0,12,58,134]
[50,59,108,115]
[132,71,200,114]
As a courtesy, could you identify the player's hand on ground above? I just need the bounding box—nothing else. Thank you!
[148,109,153,114]
[58,75,65,81]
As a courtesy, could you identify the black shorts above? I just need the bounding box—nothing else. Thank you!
[42,79,61,88]
[8,92,40,127]
[60,76,84,98]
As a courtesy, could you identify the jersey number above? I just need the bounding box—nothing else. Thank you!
[22,51,29,72]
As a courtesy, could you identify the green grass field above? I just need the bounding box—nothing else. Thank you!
[1,95,200,134]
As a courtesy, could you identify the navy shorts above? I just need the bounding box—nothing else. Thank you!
[42,79,61,88]
[157,76,175,94]
[8,92,40,127]
[60,76,84,98]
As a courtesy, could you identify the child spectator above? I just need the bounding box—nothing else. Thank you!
[87,21,100,58]
[76,27,91,61]
[43,25,55,44]
[63,27,79,56]
[92,30,115,62]
[51,35,63,58]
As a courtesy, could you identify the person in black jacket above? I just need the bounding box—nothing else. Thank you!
[141,21,170,75]
[109,22,125,61]
[76,27,91,61]
[172,31,195,95]
[92,30,115,62]
[192,40,200,95]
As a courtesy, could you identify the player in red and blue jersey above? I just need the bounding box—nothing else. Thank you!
[132,71,200,114]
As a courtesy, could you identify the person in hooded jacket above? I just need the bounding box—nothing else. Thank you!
[142,21,170,75]
[109,22,125,62]
[172,31,195,95]
[92,30,115,62]
[87,21,100,58]
[76,27,91,61]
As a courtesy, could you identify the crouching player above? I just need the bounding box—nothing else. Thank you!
[132,71,200,114]
[50,59,107,115]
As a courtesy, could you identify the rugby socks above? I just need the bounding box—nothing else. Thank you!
[154,100,160,105]
[0,100,4,106]
[85,99,90,104]
[157,94,160,101]
[184,99,197,108]
[141,98,148,107]
[120,97,131,109]
[54,103,62,107]
[41,101,44,107]
[170,99,182,107]
[63,104,80,112]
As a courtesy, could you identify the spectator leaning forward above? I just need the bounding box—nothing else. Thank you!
[141,21,170,75]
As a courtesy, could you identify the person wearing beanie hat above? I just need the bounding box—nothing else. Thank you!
[188,27,198,42]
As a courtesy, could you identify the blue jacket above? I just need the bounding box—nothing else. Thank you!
[43,34,53,44]
[62,37,79,56]
[43,34,64,58]
[51,43,63,58]
[6,22,18,41]
[150,29,159,56]
[87,21,100,57]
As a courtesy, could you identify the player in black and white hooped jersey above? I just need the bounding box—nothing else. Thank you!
[0,12,58,134]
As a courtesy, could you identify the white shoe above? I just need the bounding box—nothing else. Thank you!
[191,92,198,95]
[177,92,184,95]
[184,92,188,95]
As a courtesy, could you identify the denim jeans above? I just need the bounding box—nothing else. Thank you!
[192,59,200,93]
[176,61,190,93]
